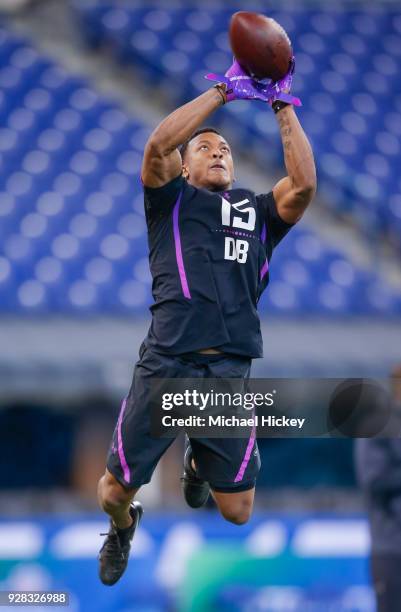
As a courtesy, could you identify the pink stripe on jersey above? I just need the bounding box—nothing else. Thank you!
[260,223,267,244]
[173,190,191,299]
[260,259,269,281]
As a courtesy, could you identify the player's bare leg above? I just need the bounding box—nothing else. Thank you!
[98,469,139,528]
[212,488,255,525]
[97,469,143,585]
[182,445,255,524]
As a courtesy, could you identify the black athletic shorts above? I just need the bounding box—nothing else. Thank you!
[106,344,260,492]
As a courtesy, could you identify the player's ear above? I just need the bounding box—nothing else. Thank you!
[182,165,189,179]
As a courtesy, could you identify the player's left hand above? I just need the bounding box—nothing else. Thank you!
[205,57,302,107]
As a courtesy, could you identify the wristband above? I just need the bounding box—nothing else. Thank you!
[213,83,227,105]
[272,100,290,114]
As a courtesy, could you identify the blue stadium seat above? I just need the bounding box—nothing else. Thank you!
[70,2,401,248]
[0,20,400,315]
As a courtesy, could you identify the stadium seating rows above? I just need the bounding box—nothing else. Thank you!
[0,23,400,314]
[71,1,401,248]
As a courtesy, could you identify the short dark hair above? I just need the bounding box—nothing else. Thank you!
[179,127,223,161]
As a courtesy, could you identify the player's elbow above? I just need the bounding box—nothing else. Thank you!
[283,186,316,224]
[294,182,316,212]
[296,179,317,201]
[145,133,175,159]
[144,138,164,159]
[294,161,317,201]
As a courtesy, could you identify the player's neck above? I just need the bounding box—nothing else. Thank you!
[188,181,232,192]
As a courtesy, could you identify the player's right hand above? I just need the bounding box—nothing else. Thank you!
[205,58,274,103]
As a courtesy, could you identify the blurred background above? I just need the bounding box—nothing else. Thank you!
[0,0,401,610]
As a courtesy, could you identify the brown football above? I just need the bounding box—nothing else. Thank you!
[229,11,292,81]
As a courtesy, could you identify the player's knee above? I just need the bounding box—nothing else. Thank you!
[220,500,253,525]
[98,472,132,511]
[222,507,251,525]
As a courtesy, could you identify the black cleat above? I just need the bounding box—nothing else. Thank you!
[98,501,143,586]
[181,446,210,508]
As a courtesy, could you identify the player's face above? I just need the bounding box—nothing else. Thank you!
[182,132,235,192]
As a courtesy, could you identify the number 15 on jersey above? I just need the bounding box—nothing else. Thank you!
[221,196,253,264]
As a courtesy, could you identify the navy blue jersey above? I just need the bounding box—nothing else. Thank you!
[143,174,293,358]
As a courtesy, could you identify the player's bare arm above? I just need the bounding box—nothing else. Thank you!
[141,88,224,188]
[273,105,317,224]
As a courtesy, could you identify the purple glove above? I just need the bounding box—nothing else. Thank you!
[205,57,301,107]
[205,59,272,102]
[264,58,302,107]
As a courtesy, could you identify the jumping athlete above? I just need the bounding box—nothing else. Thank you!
[97,59,316,585]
